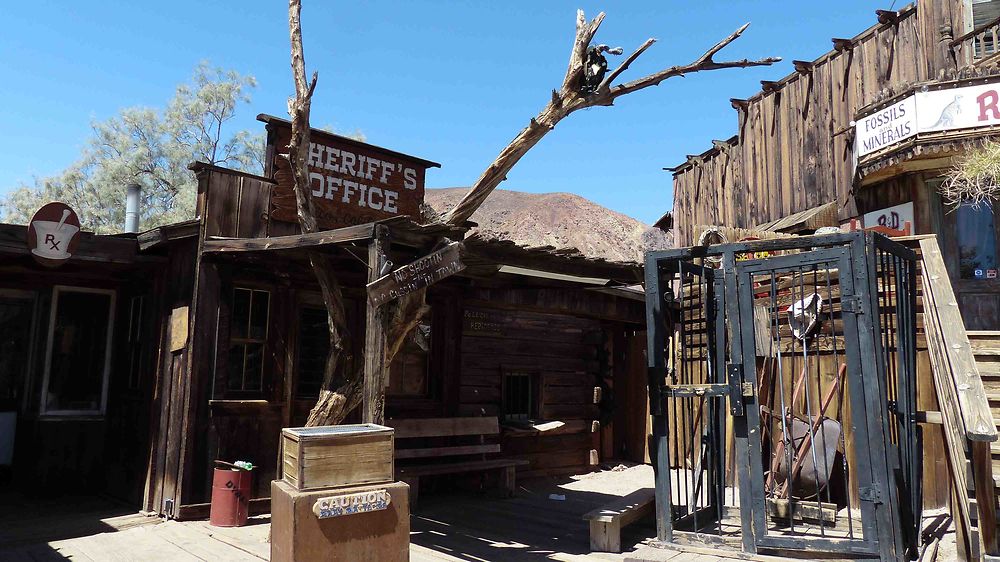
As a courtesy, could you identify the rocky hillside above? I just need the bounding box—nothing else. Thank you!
[425,188,672,263]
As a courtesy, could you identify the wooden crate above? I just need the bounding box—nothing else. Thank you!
[282,424,394,490]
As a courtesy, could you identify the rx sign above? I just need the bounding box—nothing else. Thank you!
[27,202,81,268]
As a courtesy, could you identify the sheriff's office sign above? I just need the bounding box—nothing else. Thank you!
[27,202,81,268]
[367,242,465,307]
[856,78,1000,158]
[312,489,391,519]
[260,114,439,230]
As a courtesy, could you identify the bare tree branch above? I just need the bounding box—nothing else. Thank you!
[601,38,656,90]
[443,13,779,226]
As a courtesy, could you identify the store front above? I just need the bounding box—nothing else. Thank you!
[855,76,1000,328]
[0,212,161,504]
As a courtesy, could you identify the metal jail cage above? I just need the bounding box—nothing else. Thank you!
[644,231,920,562]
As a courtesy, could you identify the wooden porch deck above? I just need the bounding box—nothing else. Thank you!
[0,464,954,561]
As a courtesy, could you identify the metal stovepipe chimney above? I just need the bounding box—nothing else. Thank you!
[124,183,141,233]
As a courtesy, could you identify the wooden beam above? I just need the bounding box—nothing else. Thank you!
[202,222,376,254]
[730,98,749,110]
[760,80,781,93]
[362,224,391,424]
[875,9,899,25]
[792,60,814,74]
[832,38,854,52]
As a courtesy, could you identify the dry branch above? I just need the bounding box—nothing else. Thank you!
[288,0,355,426]
[443,10,779,226]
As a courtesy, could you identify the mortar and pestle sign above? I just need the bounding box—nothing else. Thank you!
[26,202,81,268]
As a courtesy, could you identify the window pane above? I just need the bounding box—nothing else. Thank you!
[249,290,270,340]
[296,307,330,397]
[957,203,997,279]
[243,343,264,391]
[503,372,533,421]
[232,288,251,339]
[228,344,246,391]
[45,291,112,412]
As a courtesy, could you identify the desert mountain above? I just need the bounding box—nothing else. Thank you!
[425,188,672,264]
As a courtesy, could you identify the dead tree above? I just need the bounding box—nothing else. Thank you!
[287,6,778,426]
[444,11,779,225]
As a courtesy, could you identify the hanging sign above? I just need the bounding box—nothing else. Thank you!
[367,241,465,307]
[862,202,914,231]
[26,202,81,268]
[312,488,391,519]
[260,114,440,230]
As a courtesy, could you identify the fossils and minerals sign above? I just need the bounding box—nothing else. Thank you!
[260,114,440,230]
[312,488,391,519]
[855,78,1000,157]
[367,241,465,307]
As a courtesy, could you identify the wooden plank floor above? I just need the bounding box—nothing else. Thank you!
[11,464,956,561]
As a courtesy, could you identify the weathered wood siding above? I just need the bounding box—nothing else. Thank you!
[672,2,966,245]
[460,306,604,476]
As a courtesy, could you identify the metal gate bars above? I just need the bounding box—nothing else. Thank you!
[644,231,920,561]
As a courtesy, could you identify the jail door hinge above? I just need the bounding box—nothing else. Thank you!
[859,486,883,504]
[841,295,865,315]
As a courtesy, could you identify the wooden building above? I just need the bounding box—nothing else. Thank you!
[0,117,650,518]
[670,0,1000,329]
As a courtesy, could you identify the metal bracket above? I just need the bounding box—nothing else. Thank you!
[841,295,865,315]
[859,486,883,504]
[727,363,747,416]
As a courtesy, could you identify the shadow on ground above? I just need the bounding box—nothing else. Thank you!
[409,469,655,562]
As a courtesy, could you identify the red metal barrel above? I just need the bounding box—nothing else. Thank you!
[209,467,252,527]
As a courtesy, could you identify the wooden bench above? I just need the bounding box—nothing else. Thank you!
[582,487,655,553]
[387,417,529,509]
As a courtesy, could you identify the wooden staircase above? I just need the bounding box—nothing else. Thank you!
[971,331,1000,491]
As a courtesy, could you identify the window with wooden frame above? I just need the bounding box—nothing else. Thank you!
[502,371,539,422]
[227,287,270,393]
[40,286,116,415]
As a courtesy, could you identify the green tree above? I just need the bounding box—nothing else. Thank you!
[2,63,262,233]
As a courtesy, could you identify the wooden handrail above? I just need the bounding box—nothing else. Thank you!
[920,237,997,442]
[919,236,997,558]
[950,14,1000,48]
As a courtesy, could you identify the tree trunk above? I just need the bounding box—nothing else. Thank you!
[288,6,777,427]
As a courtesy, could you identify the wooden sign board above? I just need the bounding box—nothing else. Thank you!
[367,242,465,307]
[312,488,391,519]
[463,308,505,336]
[170,306,189,352]
[260,114,440,230]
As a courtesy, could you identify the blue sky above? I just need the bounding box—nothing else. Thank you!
[1,1,887,224]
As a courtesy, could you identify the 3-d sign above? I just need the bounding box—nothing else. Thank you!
[260,114,440,230]
[27,202,81,268]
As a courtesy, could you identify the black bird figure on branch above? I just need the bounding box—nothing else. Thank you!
[582,44,623,93]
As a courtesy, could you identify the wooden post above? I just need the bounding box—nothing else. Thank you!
[363,224,390,424]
